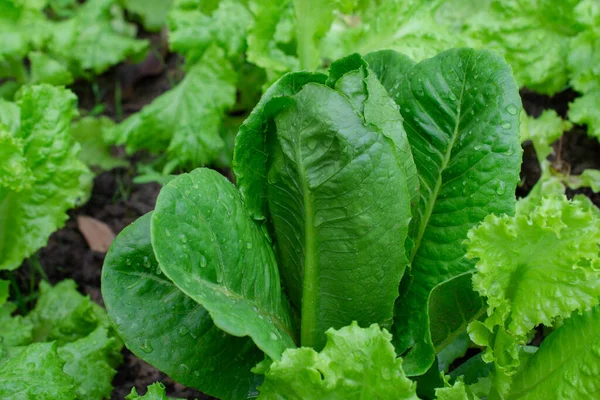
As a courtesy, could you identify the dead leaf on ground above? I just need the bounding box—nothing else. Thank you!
[77,215,116,253]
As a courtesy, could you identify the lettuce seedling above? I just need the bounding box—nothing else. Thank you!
[102,47,522,398]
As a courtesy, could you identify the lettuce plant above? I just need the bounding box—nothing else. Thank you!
[101,47,525,398]
[0,279,123,399]
[0,84,91,271]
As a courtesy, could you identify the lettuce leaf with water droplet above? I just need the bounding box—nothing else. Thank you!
[389,48,522,375]
[256,322,418,400]
[0,85,91,271]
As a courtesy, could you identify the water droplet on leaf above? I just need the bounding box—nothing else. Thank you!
[505,104,518,115]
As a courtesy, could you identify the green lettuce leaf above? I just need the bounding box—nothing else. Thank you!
[58,327,123,400]
[520,110,572,162]
[568,91,600,140]
[507,305,600,399]
[0,342,76,399]
[391,48,522,375]
[466,194,600,390]
[0,128,32,192]
[121,0,174,31]
[47,0,148,77]
[25,280,105,344]
[0,0,50,66]
[168,0,253,66]
[435,379,480,400]
[152,168,296,359]
[126,382,183,400]
[0,85,91,271]
[564,169,600,192]
[28,51,73,86]
[106,45,237,170]
[256,322,418,400]
[70,116,128,172]
[102,212,265,399]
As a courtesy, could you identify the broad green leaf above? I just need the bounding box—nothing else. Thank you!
[507,305,600,399]
[126,382,184,400]
[29,51,73,86]
[428,272,484,354]
[256,322,419,400]
[58,327,123,400]
[0,342,76,399]
[121,0,173,31]
[233,71,327,220]
[106,45,237,170]
[263,70,411,348]
[568,91,600,141]
[152,168,296,360]
[102,212,265,400]
[437,333,470,373]
[168,0,253,66]
[70,116,128,172]
[520,110,572,162]
[392,48,522,375]
[466,195,600,375]
[25,280,102,344]
[0,1,50,64]
[0,85,91,271]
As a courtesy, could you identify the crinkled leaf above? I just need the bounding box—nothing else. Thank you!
[58,327,122,400]
[257,322,418,400]
[0,342,76,399]
[568,91,600,141]
[25,280,103,344]
[47,0,148,76]
[29,51,73,86]
[568,29,600,94]
[102,212,264,400]
[435,380,480,400]
[168,0,253,65]
[106,45,236,169]
[392,48,521,375]
[71,116,127,172]
[0,129,32,192]
[0,302,34,347]
[121,0,173,31]
[466,195,600,374]
[0,85,91,271]
[152,168,296,360]
[507,305,600,399]
[520,110,572,162]
[0,1,51,64]
[126,382,184,400]
[565,169,600,192]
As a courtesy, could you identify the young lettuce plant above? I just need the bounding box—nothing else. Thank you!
[101,47,522,398]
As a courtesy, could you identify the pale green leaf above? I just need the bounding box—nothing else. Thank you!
[126,382,184,400]
[257,322,418,400]
[568,91,600,141]
[29,51,73,86]
[520,110,572,162]
[121,0,173,31]
[71,116,127,172]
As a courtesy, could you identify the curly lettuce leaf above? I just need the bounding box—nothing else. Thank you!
[121,0,173,31]
[0,0,51,65]
[106,45,236,170]
[466,195,600,381]
[0,281,34,347]
[391,48,522,375]
[70,116,127,172]
[25,280,105,344]
[520,110,572,162]
[168,0,253,66]
[568,91,600,140]
[47,0,148,77]
[58,327,123,400]
[506,305,600,399]
[0,85,91,271]
[102,212,264,400]
[564,169,600,192]
[0,342,76,400]
[126,382,183,400]
[256,322,418,400]
[28,51,74,86]
[0,129,33,192]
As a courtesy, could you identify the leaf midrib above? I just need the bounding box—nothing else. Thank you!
[409,54,472,264]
